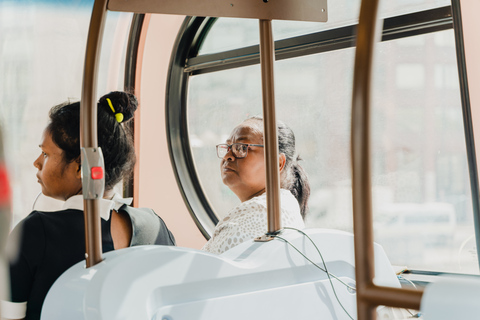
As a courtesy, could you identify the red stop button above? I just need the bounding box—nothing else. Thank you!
[91,167,104,180]
[0,164,11,205]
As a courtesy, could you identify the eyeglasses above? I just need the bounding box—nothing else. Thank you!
[216,143,264,159]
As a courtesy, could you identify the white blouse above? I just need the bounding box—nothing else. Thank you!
[202,189,305,254]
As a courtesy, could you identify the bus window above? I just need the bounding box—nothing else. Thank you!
[168,3,477,275]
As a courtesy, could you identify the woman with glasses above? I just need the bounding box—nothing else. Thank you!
[202,116,310,254]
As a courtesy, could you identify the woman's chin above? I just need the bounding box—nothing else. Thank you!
[222,176,238,189]
[39,188,55,200]
[221,171,235,180]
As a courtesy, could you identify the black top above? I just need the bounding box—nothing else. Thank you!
[8,205,175,320]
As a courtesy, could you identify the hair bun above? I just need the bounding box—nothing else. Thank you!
[99,91,138,123]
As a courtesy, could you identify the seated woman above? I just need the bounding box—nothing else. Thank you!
[2,92,175,320]
[202,116,309,254]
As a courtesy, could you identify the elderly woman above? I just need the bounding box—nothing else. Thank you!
[202,116,310,254]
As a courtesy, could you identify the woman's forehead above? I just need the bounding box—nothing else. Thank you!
[40,130,62,155]
[39,130,53,147]
[227,122,263,143]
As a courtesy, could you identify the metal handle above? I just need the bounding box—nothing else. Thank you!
[81,0,108,268]
[351,0,423,318]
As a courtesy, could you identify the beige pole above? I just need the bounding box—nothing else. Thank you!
[81,0,108,268]
[259,19,282,234]
[352,0,423,318]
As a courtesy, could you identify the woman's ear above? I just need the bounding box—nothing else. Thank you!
[75,158,82,179]
[279,153,286,172]
[75,165,82,180]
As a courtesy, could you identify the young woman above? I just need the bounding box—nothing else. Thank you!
[202,116,310,254]
[2,92,175,320]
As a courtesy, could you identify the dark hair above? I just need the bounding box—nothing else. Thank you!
[247,116,310,219]
[46,91,138,190]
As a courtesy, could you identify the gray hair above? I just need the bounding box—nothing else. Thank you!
[244,116,310,218]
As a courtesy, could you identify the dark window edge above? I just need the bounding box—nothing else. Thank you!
[185,6,452,75]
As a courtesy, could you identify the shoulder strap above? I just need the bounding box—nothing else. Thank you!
[120,206,176,246]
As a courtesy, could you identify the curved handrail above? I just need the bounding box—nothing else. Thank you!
[351,0,423,317]
[81,0,108,268]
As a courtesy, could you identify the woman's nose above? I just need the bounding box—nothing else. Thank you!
[223,149,235,162]
[33,155,42,169]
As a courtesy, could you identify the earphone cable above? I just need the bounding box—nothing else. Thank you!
[281,227,356,291]
[32,192,42,211]
[273,233,354,320]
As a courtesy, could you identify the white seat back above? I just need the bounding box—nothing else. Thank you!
[42,228,399,320]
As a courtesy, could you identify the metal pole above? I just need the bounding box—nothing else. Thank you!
[352,0,423,317]
[81,0,108,268]
[259,19,282,234]
[351,0,378,314]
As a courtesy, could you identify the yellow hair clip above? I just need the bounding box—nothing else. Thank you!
[106,98,124,123]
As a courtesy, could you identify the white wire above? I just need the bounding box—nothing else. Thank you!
[282,227,356,290]
[32,192,42,211]
[273,228,355,320]
[457,234,474,271]
[397,275,417,290]
[395,273,420,317]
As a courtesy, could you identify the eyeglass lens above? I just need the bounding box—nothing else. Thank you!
[232,144,247,158]
[217,144,248,158]
[217,145,228,158]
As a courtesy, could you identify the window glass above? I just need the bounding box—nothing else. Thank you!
[188,24,477,273]
[199,0,450,54]
[371,29,476,274]
[187,64,262,216]
[0,1,132,225]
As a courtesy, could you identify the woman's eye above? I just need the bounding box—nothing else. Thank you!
[42,152,47,158]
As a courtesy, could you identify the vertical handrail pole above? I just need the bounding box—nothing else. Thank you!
[352,0,424,318]
[351,0,379,317]
[81,0,108,268]
[259,19,282,234]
